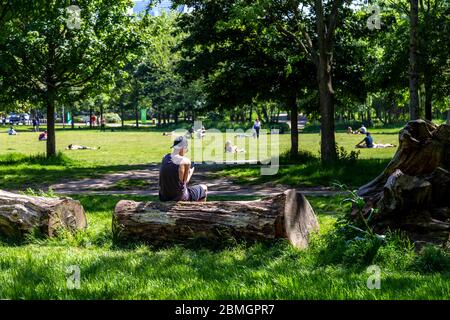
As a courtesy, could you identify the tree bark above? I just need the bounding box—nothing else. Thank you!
[359,120,450,199]
[45,87,56,157]
[409,0,420,120]
[357,120,450,248]
[89,107,93,129]
[288,94,299,158]
[135,106,139,128]
[316,0,337,164]
[447,110,450,125]
[424,78,432,121]
[113,190,320,249]
[121,106,125,128]
[0,190,87,239]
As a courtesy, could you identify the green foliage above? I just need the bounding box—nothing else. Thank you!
[103,113,122,124]
[335,144,360,164]
[413,246,450,274]
[21,188,58,198]
[278,149,316,165]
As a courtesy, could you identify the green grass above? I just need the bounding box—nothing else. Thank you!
[1,124,448,300]
[1,194,448,300]
[0,126,399,190]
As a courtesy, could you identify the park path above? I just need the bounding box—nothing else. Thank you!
[49,165,342,197]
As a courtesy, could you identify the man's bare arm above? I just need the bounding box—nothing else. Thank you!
[179,159,194,184]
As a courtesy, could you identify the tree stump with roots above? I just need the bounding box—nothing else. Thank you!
[358,120,450,249]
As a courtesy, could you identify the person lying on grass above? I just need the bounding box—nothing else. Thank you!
[355,132,396,149]
[65,144,100,150]
[225,140,245,153]
[159,136,208,202]
[8,127,17,135]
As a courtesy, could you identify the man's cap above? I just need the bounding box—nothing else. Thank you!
[171,136,188,149]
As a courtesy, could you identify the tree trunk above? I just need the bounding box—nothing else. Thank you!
[100,104,104,129]
[315,0,337,165]
[447,110,450,125]
[135,106,139,128]
[409,0,420,120]
[357,120,450,248]
[45,88,56,157]
[0,190,87,239]
[359,120,450,199]
[424,79,432,121]
[89,107,93,129]
[288,94,299,158]
[121,106,125,128]
[113,190,320,249]
[317,56,337,164]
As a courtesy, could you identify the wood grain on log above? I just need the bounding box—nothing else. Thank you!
[113,189,319,249]
[0,190,87,238]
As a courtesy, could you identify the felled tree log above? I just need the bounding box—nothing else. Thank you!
[113,189,319,249]
[0,190,87,238]
[358,120,450,200]
[357,120,450,248]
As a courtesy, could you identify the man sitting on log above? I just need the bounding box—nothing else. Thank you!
[158,136,208,202]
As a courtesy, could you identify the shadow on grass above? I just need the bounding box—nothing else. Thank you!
[218,157,391,189]
[4,240,449,299]
[0,153,150,191]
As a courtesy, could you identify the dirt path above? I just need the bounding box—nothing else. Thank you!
[49,165,342,197]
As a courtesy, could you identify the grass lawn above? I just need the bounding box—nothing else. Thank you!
[1,195,448,299]
[1,124,448,300]
[0,125,398,190]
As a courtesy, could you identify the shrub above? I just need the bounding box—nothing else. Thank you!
[336,144,360,164]
[279,150,317,165]
[413,245,450,273]
[268,122,291,134]
[104,113,121,124]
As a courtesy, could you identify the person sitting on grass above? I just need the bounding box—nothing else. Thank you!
[66,144,100,150]
[356,132,396,149]
[38,131,47,141]
[159,136,207,202]
[225,140,245,153]
[8,127,17,135]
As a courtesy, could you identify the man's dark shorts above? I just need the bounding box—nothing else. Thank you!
[186,185,207,201]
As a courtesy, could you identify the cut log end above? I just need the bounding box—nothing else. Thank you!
[0,190,87,238]
[284,189,320,249]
